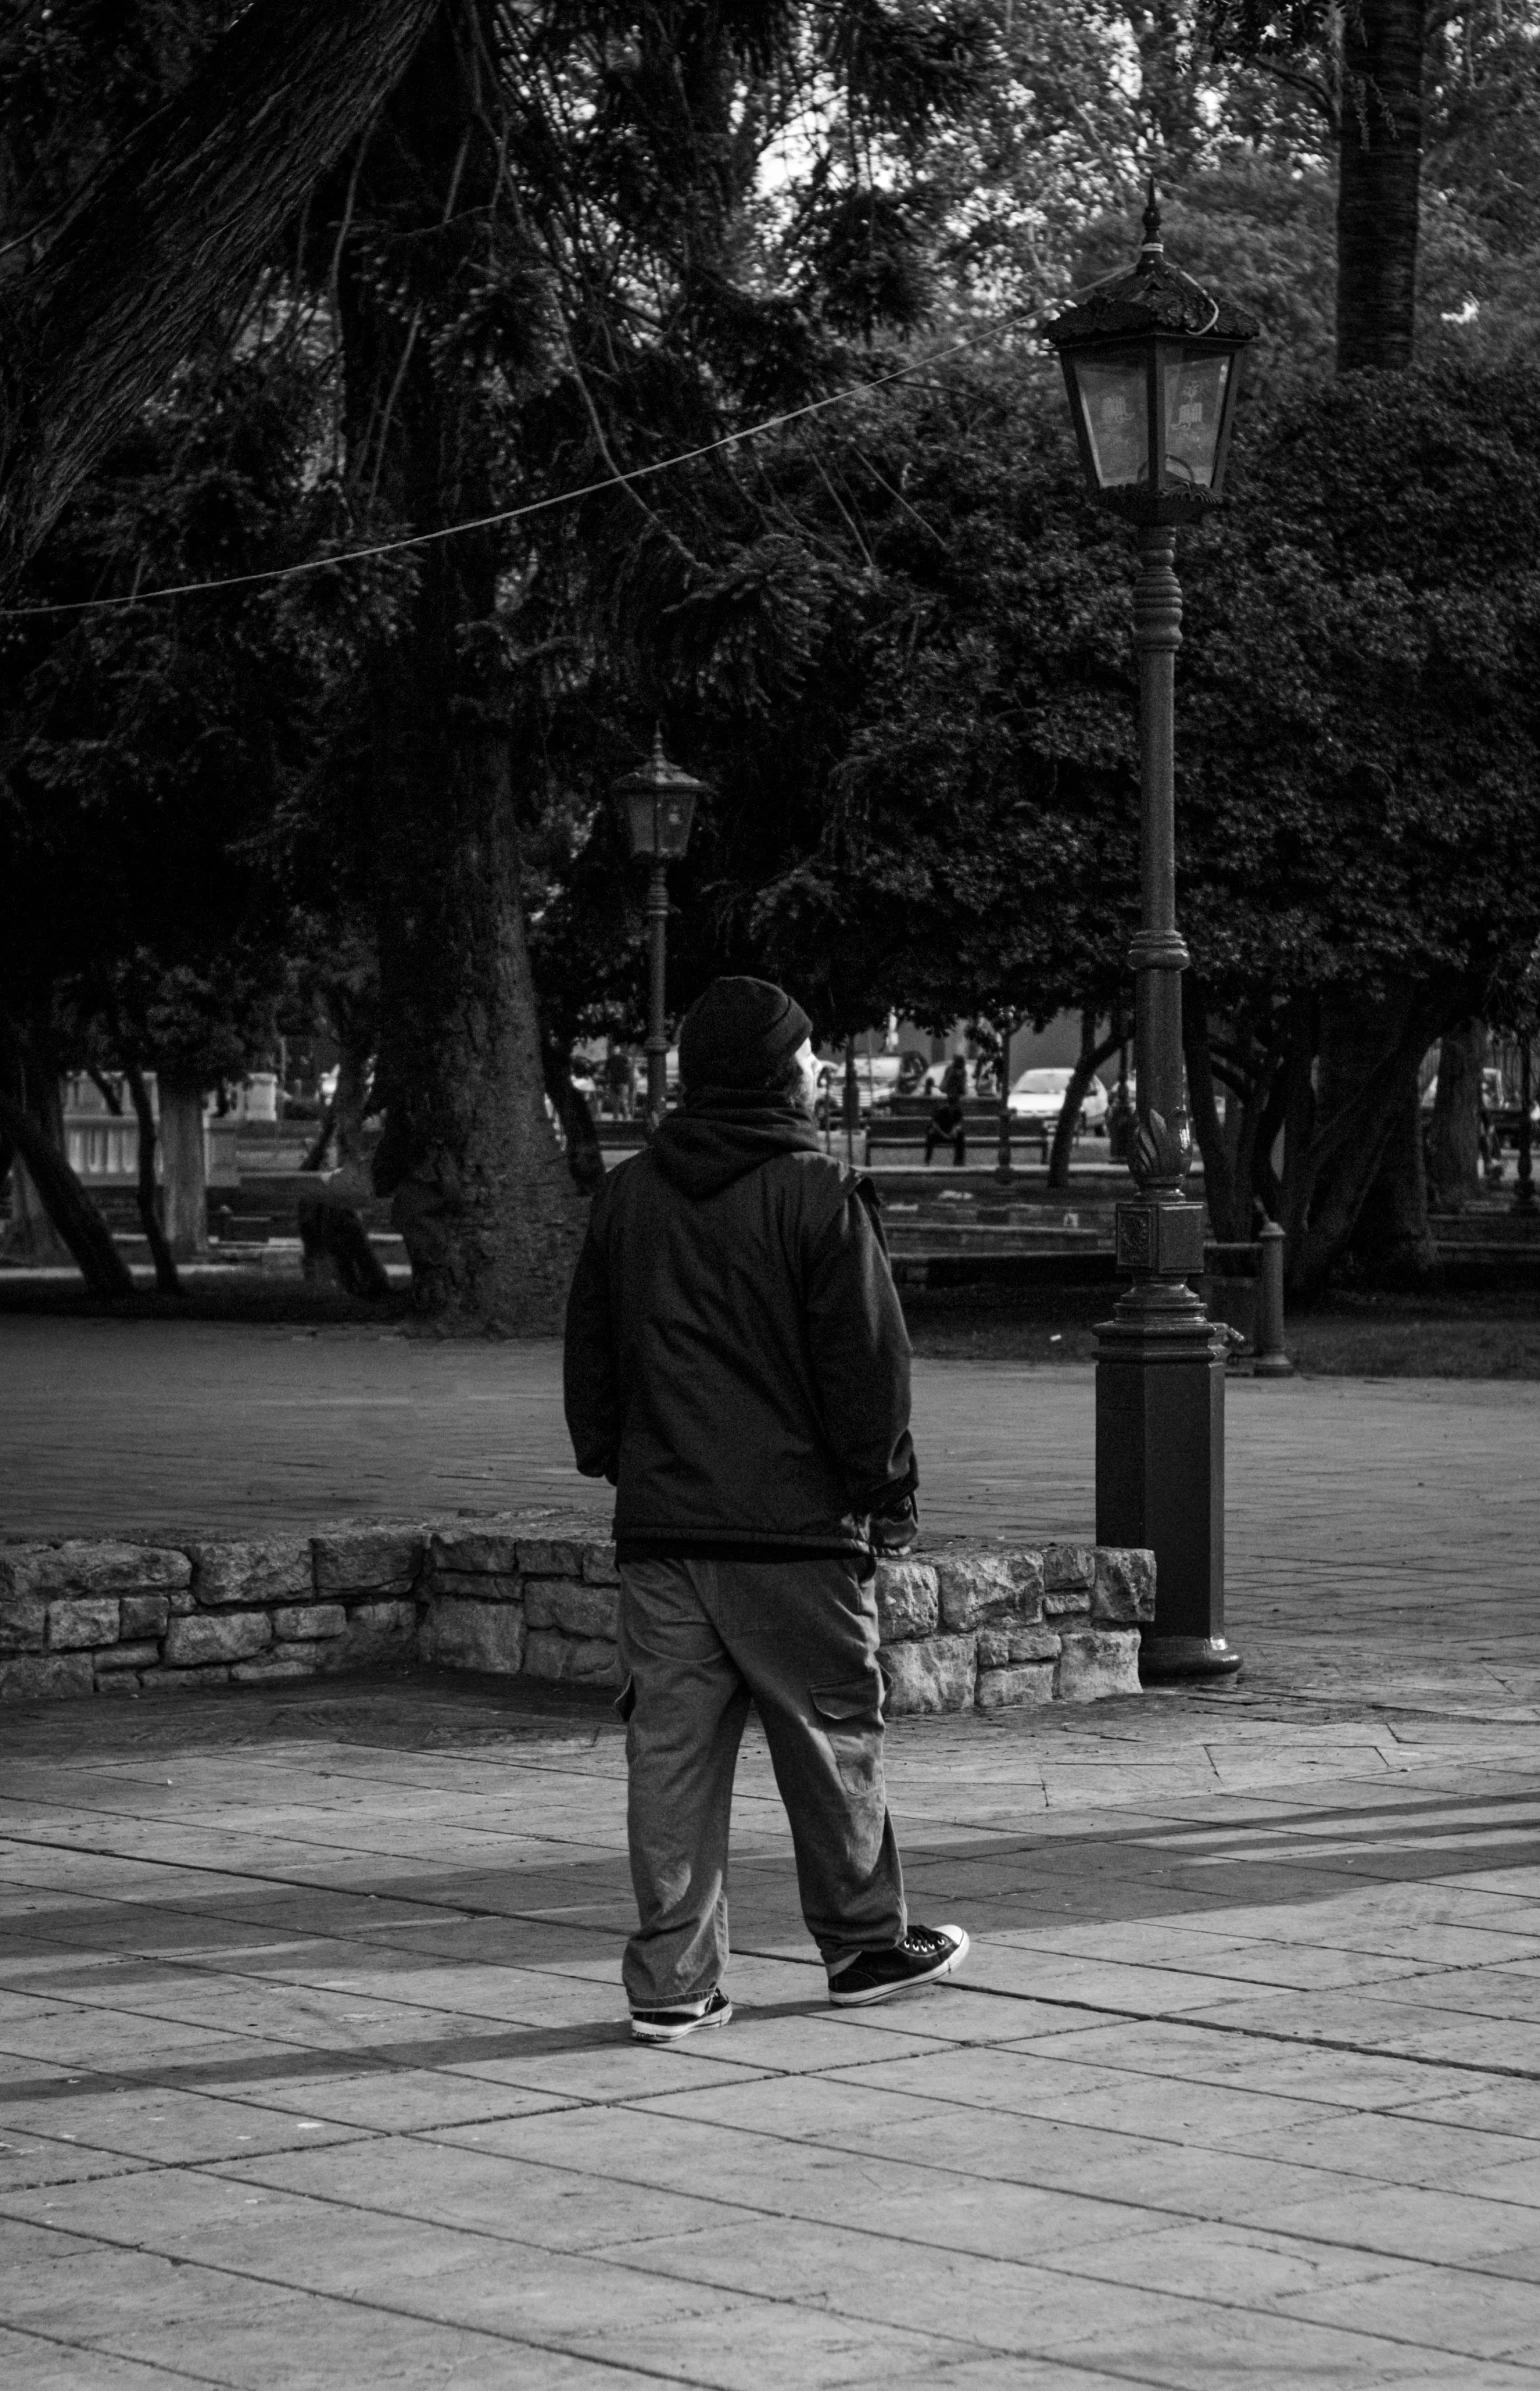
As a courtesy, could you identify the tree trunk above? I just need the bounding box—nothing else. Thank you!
[1336,0,1424,371]
[6,1152,73,1264]
[123,1063,181,1294]
[343,23,585,1334]
[1284,983,1440,1296]
[1426,1020,1485,1213]
[0,0,440,585]
[544,1036,606,1197]
[1182,977,1249,1240]
[369,591,585,1330]
[300,1013,373,1173]
[159,1080,209,1261]
[0,1087,133,1295]
[1046,1014,1119,1189]
[1349,1057,1439,1284]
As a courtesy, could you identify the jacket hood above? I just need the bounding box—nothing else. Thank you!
[651,1088,822,1198]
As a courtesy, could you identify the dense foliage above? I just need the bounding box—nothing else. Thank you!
[6,0,1540,1308]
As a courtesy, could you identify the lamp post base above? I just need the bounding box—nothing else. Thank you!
[1095,1253,1240,1686]
[1139,1633,1243,1682]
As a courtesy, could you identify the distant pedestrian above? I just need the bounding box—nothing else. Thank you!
[564,975,969,2043]
[603,1044,636,1122]
[925,1095,966,1166]
[940,1053,969,1106]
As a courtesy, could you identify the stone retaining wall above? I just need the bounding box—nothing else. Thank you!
[0,1513,1153,1711]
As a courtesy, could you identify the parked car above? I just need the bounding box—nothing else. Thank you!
[814,1051,906,1125]
[1008,1067,1109,1133]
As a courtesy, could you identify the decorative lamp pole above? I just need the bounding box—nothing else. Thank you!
[1046,186,1258,1682]
[612,732,710,1133]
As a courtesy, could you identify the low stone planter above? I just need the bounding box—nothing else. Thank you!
[0,1514,1153,1712]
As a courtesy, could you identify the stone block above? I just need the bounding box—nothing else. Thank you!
[190,1539,311,1608]
[139,1665,231,1693]
[0,1653,94,1700]
[1042,1543,1096,1595]
[874,1560,939,1644]
[269,1642,325,1668]
[581,1544,621,1585]
[1042,1542,1093,1617]
[879,1634,978,1716]
[120,1593,171,1641]
[164,1611,272,1667]
[976,1623,1061,1670]
[314,1529,423,1597]
[336,1599,419,1666]
[976,1662,1056,1712]
[47,1597,120,1650]
[1092,1547,1156,1625]
[522,1629,622,1688]
[272,1603,346,1642]
[0,1595,48,1654]
[428,1568,522,1603]
[0,1541,191,1600]
[232,1658,317,1684]
[522,1580,618,1640]
[95,1670,145,1696]
[93,1642,161,1673]
[428,1529,520,1578]
[1055,1629,1142,1703]
[515,1537,580,1578]
[935,1550,1043,1633]
[419,1598,526,1677]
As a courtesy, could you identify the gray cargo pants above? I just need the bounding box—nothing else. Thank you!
[616,1553,907,2009]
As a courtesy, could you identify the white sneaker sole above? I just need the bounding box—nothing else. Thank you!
[630,1997,733,2044]
[828,1927,970,2007]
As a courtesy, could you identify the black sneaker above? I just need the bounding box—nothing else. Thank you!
[630,1985,733,2044]
[828,1924,969,2007]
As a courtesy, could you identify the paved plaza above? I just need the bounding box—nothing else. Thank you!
[3,1319,1540,2383]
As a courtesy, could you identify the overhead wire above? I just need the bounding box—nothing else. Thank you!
[0,298,1062,624]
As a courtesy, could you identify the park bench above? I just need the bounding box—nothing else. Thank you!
[863,1096,1048,1165]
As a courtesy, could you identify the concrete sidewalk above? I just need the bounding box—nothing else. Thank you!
[4,1662,1540,2386]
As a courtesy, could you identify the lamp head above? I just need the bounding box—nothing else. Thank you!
[611,729,710,859]
[1045,183,1259,526]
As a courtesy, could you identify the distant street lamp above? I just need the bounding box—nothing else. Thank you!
[1047,187,1258,1683]
[612,732,710,1132]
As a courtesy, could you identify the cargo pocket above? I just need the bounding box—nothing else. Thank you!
[811,1675,883,1797]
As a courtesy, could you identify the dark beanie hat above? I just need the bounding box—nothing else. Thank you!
[677,976,812,1091]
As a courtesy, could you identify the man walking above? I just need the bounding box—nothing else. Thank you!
[564,976,968,2043]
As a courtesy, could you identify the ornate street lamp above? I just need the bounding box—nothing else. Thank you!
[612,731,710,1132]
[1047,188,1258,1683]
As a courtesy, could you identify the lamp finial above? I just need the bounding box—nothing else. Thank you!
[1141,175,1162,258]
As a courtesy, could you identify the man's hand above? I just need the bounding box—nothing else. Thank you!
[869,1495,919,1556]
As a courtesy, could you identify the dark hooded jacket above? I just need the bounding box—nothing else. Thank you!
[562,1091,916,1557]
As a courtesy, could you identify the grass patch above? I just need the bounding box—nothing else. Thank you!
[0,1272,412,1328]
[901,1278,1540,1378]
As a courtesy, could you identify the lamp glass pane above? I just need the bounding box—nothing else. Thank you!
[624,790,659,855]
[1162,351,1230,489]
[1074,354,1149,487]
[655,794,696,858]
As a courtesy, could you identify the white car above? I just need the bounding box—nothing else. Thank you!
[1008,1067,1109,1132]
[814,1052,907,1123]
